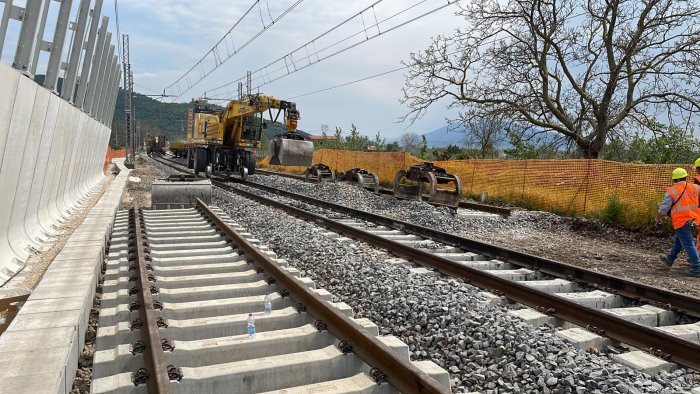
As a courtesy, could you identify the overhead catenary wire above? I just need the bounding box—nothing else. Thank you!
[163,0,304,101]
[134,82,161,94]
[202,0,459,99]
[287,66,407,99]
[203,38,508,102]
[202,64,412,101]
[288,10,589,101]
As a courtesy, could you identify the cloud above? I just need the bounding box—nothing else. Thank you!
[100,0,466,137]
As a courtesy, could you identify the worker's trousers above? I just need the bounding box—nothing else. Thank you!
[667,221,700,273]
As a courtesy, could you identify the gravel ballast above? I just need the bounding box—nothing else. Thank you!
[214,186,698,394]
[246,174,700,298]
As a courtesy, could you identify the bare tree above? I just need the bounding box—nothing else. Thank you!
[402,0,700,158]
[454,115,505,158]
[400,132,421,155]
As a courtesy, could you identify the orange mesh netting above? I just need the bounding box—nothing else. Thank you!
[261,149,688,223]
[103,147,126,172]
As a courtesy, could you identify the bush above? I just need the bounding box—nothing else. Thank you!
[599,193,627,223]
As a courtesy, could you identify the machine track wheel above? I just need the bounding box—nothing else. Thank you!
[193,148,207,174]
[354,172,365,189]
[423,171,438,203]
[393,170,408,198]
[304,165,335,183]
[244,152,256,176]
[186,148,194,169]
[367,173,380,193]
[354,172,380,193]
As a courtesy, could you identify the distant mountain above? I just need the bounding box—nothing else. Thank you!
[386,126,466,148]
[422,125,465,148]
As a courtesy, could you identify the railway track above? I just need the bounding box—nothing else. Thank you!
[254,168,515,216]
[91,203,449,392]
[152,154,700,372]
[212,183,700,373]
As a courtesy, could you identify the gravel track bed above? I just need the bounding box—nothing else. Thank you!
[120,156,165,210]
[214,186,698,394]
[247,174,700,298]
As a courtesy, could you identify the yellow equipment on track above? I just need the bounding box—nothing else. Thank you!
[170,95,313,179]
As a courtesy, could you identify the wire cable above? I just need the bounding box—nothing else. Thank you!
[134,82,160,94]
[163,0,304,100]
[203,8,592,102]
[203,0,458,98]
[287,66,407,99]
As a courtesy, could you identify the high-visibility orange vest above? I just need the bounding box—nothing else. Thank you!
[694,176,700,185]
[666,181,700,229]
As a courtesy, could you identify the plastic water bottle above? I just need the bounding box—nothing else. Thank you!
[247,314,256,339]
[264,292,272,315]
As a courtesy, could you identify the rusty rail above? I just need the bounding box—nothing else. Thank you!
[195,199,449,394]
[130,208,172,393]
[212,182,700,371]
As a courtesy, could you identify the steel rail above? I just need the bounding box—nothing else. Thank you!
[151,155,193,175]
[255,168,515,215]
[195,199,448,394]
[212,181,700,370]
[131,208,172,393]
[222,179,700,319]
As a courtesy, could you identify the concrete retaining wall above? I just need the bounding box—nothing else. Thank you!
[0,62,111,285]
[0,159,130,393]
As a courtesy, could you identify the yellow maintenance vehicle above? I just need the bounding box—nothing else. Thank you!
[170,95,313,179]
[145,134,167,156]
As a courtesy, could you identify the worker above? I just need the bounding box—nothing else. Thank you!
[657,168,700,277]
[695,158,700,253]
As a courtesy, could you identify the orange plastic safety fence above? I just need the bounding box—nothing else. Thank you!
[103,147,126,172]
[262,149,689,223]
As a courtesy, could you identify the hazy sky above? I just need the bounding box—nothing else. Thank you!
[1,0,466,139]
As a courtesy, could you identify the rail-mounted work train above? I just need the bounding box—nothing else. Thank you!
[145,134,167,156]
[170,95,313,179]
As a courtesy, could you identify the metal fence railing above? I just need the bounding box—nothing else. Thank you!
[0,0,120,125]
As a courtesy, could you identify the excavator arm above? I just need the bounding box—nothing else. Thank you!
[218,95,313,167]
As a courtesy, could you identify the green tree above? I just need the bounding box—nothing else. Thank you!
[605,123,699,164]
[420,135,428,159]
[373,131,386,151]
[333,127,343,149]
[317,129,329,149]
[345,123,362,151]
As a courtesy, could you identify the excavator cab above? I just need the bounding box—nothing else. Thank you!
[241,114,263,143]
[268,107,313,167]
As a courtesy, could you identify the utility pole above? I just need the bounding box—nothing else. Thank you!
[122,34,135,168]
